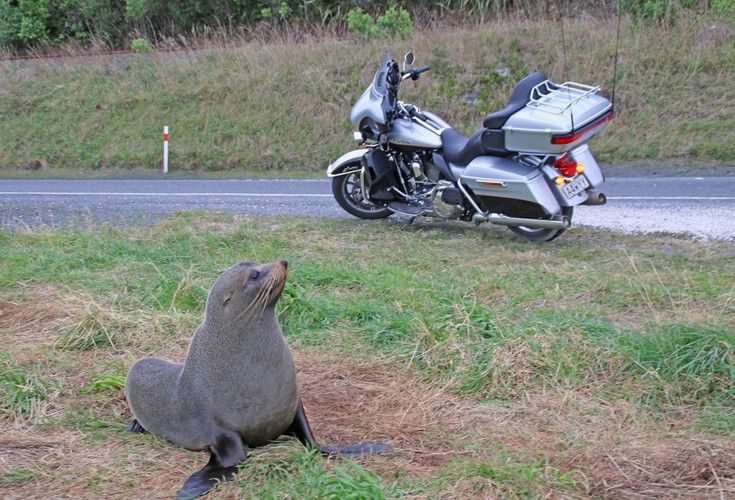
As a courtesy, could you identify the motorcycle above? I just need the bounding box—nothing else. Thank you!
[327,50,613,241]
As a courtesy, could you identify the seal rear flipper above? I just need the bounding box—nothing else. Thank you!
[286,399,390,458]
[285,399,317,446]
[175,453,239,500]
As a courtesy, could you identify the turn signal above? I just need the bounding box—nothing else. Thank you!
[554,156,583,178]
[555,176,565,186]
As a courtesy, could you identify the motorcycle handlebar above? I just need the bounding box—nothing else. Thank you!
[401,65,431,81]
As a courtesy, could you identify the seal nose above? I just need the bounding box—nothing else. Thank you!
[280,260,288,269]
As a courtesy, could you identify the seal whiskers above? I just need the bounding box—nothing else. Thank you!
[125,260,388,499]
[239,265,284,320]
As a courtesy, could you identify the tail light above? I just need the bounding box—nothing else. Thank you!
[551,112,613,145]
[554,156,584,178]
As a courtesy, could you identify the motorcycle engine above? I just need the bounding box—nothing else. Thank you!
[431,181,464,219]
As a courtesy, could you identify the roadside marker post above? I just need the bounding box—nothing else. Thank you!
[163,126,169,174]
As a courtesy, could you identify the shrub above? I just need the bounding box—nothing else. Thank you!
[376,6,413,39]
[347,7,378,39]
[130,37,151,54]
[347,6,413,40]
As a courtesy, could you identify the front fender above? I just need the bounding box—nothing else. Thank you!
[327,149,369,177]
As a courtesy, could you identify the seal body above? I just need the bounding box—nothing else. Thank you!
[125,260,388,499]
[126,260,296,451]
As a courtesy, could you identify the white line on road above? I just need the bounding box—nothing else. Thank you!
[2,192,735,201]
[0,192,333,197]
[607,197,735,200]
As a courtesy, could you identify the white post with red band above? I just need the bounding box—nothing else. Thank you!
[163,126,169,174]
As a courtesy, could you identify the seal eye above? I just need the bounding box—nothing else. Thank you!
[249,271,260,281]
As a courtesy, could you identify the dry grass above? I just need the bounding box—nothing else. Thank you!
[2,351,733,498]
[0,286,71,357]
[1,287,733,498]
[1,217,733,497]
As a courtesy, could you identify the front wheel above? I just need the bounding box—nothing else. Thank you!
[331,164,392,220]
[507,206,574,242]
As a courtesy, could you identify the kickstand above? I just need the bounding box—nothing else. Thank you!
[402,217,416,230]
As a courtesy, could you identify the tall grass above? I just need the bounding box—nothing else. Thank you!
[0,11,733,174]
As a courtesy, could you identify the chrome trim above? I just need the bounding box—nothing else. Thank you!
[327,148,369,177]
[411,116,445,135]
[488,214,571,229]
[457,181,485,215]
[359,166,370,201]
[528,81,602,114]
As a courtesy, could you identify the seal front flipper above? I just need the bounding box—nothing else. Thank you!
[286,399,389,458]
[176,432,246,500]
[126,419,147,433]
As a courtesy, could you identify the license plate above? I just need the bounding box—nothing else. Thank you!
[561,174,589,198]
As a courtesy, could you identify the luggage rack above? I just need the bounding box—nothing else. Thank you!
[527,81,602,114]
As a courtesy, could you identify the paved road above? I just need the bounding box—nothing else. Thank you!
[1,177,734,241]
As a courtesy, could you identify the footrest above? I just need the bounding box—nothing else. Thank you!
[388,202,423,216]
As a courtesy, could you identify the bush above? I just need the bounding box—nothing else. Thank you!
[130,37,151,53]
[347,6,413,40]
[0,0,50,47]
[377,6,413,39]
[347,8,378,38]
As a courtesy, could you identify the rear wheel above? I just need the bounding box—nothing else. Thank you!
[331,163,392,220]
[507,206,573,242]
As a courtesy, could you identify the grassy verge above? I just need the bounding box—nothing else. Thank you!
[1,213,734,497]
[1,12,734,175]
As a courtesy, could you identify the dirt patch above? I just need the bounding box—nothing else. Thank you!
[293,351,735,497]
[295,351,503,477]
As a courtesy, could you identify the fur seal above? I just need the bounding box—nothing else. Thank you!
[125,260,388,499]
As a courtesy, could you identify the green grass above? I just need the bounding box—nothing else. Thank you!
[1,12,734,175]
[1,214,734,496]
[231,447,386,499]
[0,353,54,423]
[406,448,589,498]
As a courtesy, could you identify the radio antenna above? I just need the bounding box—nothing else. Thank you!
[611,0,623,112]
[558,0,574,133]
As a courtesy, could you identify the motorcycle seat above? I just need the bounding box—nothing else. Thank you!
[440,128,487,166]
[482,71,549,129]
[441,126,511,165]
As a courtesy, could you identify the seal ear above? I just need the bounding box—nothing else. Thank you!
[222,292,233,307]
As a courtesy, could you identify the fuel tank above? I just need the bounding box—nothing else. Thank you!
[388,118,442,149]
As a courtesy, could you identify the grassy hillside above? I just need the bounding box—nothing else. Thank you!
[0,13,734,175]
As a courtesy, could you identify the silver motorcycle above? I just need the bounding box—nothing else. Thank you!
[327,50,613,241]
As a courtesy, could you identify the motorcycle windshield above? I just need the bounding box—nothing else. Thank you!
[371,50,392,98]
[350,50,394,130]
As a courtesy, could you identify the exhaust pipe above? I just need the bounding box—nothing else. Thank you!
[473,213,571,230]
[582,191,607,206]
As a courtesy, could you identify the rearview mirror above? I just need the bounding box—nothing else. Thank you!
[403,52,415,68]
